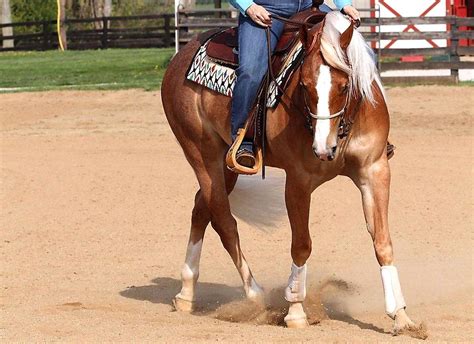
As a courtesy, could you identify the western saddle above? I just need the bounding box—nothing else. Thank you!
[201,7,326,74]
[196,3,327,176]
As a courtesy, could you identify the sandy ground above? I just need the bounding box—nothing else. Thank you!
[1,86,472,342]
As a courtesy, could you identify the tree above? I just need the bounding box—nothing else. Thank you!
[103,0,111,17]
[181,0,195,9]
[64,0,114,29]
[1,0,14,48]
[10,0,56,23]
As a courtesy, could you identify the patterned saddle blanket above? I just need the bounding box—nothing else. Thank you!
[187,39,303,108]
[185,8,326,108]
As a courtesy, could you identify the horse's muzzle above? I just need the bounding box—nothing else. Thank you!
[314,145,337,161]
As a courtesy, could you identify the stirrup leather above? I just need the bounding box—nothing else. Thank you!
[226,126,262,175]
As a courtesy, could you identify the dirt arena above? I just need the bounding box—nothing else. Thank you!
[1,86,472,342]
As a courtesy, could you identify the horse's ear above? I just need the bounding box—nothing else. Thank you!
[340,22,354,50]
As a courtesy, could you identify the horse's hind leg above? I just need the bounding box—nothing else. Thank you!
[173,168,239,312]
[351,157,426,338]
[173,151,263,311]
[196,159,264,301]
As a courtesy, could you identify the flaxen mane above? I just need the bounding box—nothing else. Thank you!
[320,11,384,104]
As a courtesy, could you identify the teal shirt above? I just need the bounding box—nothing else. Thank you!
[229,0,352,16]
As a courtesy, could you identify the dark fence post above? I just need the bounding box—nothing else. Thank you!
[164,14,171,47]
[42,21,49,51]
[101,17,109,49]
[450,18,459,83]
[214,0,222,18]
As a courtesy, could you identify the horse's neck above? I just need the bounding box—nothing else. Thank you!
[266,71,312,150]
[275,70,306,122]
[275,70,307,131]
[347,81,390,139]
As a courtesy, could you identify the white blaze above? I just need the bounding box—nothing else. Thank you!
[313,65,332,154]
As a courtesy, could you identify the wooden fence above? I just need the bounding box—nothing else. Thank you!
[1,10,473,82]
[0,14,175,51]
[177,9,474,82]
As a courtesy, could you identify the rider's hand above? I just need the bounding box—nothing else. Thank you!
[342,5,360,21]
[246,4,272,27]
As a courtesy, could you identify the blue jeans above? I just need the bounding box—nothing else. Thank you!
[230,0,314,145]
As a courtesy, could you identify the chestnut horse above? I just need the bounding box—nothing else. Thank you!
[161,11,423,335]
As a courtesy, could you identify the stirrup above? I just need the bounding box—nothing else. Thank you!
[226,127,262,175]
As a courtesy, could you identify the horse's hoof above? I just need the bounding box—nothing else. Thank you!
[285,317,309,329]
[172,296,194,312]
[393,322,428,340]
[247,287,265,305]
[392,310,428,340]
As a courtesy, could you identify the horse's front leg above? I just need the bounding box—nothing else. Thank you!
[283,172,313,328]
[352,156,425,337]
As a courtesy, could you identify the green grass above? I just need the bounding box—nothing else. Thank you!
[1,48,471,93]
[0,48,174,92]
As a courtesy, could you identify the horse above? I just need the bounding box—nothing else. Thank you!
[161,11,425,336]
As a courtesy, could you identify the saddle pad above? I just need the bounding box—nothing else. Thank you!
[186,37,304,108]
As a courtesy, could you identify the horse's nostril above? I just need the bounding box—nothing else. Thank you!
[331,146,337,155]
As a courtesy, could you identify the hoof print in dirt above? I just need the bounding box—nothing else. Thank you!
[393,322,428,340]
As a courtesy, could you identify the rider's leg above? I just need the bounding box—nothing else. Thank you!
[230,15,285,157]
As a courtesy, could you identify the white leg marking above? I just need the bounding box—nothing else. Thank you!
[380,265,407,319]
[313,65,332,154]
[285,263,307,303]
[240,257,264,300]
[284,263,309,327]
[177,239,203,302]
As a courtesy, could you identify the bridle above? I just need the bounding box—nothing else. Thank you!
[256,12,357,177]
[298,64,353,137]
[300,78,350,120]
[269,13,354,134]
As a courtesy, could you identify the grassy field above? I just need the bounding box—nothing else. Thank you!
[0,48,174,92]
[0,48,471,93]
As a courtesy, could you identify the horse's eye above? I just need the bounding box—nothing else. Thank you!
[341,84,349,94]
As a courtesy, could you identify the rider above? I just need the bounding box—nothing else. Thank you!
[229,0,360,168]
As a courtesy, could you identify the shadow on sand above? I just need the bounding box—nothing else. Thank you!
[324,300,388,334]
[120,276,388,333]
[119,277,245,313]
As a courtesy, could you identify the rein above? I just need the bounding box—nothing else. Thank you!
[255,13,356,178]
[258,16,303,178]
[271,14,312,26]
[266,14,352,132]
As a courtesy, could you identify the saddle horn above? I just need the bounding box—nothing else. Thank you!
[312,0,324,8]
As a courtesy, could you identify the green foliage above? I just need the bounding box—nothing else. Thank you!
[10,0,174,24]
[0,48,174,92]
[111,0,173,16]
[11,0,56,22]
